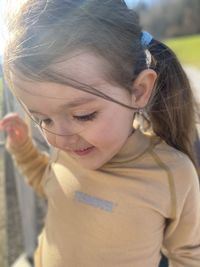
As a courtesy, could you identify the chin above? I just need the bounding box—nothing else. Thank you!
[76,158,106,171]
[79,161,102,170]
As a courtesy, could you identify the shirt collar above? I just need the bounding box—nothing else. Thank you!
[101,129,153,168]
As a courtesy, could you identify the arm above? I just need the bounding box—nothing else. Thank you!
[1,113,50,197]
[162,160,200,267]
[6,137,49,197]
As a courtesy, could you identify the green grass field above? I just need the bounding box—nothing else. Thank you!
[165,35,200,69]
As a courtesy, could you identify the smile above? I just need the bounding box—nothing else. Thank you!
[73,146,95,156]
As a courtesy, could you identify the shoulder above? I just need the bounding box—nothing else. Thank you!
[152,139,199,194]
[149,139,199,218]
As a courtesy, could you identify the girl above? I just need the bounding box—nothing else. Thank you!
[1,0,200,266]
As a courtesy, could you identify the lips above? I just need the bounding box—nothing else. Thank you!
[73,146,95,156]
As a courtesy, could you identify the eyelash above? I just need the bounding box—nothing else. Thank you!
[36,111,98,126]
[74,111,97,121]
[39,118,52,126]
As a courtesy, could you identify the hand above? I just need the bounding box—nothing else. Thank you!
[0,113,29,148]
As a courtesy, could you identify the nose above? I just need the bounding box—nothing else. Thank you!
[56,133,80,148]
[44,120,81,149]
[46,132,80,149]
[54,118,76,136]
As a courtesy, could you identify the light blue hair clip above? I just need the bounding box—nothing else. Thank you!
[141,31,153,47]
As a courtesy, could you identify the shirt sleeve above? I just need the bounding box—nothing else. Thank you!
[6,137,50,197]
[162,159,200,267]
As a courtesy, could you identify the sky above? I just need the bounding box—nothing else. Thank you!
[124,0,154,8]
[0,0,155,56]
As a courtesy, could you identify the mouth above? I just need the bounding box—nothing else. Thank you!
[72,146,95,156]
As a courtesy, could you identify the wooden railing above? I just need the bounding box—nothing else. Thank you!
[1,80,48,267]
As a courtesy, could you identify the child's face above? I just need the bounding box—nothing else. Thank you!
[12,52,135,169]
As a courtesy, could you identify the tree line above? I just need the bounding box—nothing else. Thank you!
[137,0,200,39]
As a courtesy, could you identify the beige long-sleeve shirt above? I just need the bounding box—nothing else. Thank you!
[7,129,200,267]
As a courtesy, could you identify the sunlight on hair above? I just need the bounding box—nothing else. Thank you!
[1,0,29,54]
[0,0,7,54]
[5,0,28,13]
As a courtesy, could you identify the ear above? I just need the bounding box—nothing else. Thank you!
[131,69,157,108]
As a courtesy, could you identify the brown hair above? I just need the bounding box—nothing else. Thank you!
[4,0,198,167]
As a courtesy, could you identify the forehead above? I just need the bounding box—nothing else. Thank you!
[12,50,130,114]
[11,51,130,113]
[12,51,110,98]
[52,51,110,85]
[12,78,101,115]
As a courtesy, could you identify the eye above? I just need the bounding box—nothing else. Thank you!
[40,118,53,127]
[32,116,52,127]
[73,111,97,122]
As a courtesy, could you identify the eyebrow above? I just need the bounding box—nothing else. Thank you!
[29,97,98,115]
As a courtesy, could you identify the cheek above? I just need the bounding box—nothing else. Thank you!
[97,108,133,135]
[82,110,133,147]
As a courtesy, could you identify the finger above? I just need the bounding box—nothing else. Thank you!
[3,120,25,134]
[1,116,26,129]
[2,113,19,121]
[1,113,20,124]
[6,126,17,136]
[7,127,26,144]
[1,121,20,131]
[14,129,21,137]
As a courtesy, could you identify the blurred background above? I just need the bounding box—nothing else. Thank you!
[137,0,200,69]
[0,0,200,267]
